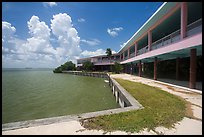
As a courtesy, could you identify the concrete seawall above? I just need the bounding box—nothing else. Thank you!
[62,71,108,79]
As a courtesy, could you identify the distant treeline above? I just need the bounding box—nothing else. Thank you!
[53,61,76,73]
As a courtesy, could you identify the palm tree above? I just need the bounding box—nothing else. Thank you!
[106,48,112,63]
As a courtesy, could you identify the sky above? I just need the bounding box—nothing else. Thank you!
[2,2,163,68]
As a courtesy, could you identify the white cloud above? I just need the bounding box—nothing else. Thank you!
[120,42,127,48]
[27,15,51,39]
[50,13,82,63]
[2,21,16,42]
[81,39,101,46]
[78,18,85,22]
[81,49,106,57]
[43,2,57,7]
[2,14,117,68]
[107,27,123,37]
[2,13,82,68]
[112,50,117,54]
[81,49,117,58]
[24,15,55,56]
[2,21,26,56]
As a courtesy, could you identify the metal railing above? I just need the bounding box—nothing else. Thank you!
[129,53,135,58]
[137,45,148,55]
[151,29,181,50]
[151,18,202,51]
[124,56,129,60]
[186,18,202,37]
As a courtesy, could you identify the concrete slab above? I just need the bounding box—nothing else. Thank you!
[155,117,202,135]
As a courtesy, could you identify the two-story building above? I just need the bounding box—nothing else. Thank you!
[77,2,202,89]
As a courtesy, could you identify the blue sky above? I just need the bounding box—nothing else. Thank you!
[2,2,163,68]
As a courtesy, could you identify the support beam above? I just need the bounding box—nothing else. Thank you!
[189,49,196,89]
[154,57,157,80]
[135,42,138,56]
[120,54,122,61]
[138,61,142,77]
[148,30,152,51]
[176,57,180,80]
[181,2,188,39]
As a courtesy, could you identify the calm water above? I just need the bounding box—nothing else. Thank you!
[2,68,119,124]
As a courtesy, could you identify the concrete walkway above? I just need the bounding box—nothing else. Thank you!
[157,78,202,91]
[2,74,202,135]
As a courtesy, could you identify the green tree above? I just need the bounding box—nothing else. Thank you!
[113,62,123,74]
[53,61,76,73]
[53,66,62,73]
[82,61,94,71]
[64,61,76,71]
[106,48,112,63]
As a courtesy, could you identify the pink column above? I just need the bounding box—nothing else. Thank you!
[181,2,188,39]
[131,62,133,75]
[154,57,157,80]
[176,57,180,80]
[123,52,125,60]
[128,48,130,59]
[138,61,142,77]
[189,49,196,89]
[120,54,122,61]
[148,31,152,51]
[135,42,138,56]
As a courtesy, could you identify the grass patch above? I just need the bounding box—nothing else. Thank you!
[80,78,187,133]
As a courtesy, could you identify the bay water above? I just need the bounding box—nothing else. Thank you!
[2,68,119,124]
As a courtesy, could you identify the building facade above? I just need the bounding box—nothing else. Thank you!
[77,2,202,89]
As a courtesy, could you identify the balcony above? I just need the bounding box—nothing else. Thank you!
[137,45,148,55]
[151,18,202,51]
[151,30,181,51]
[186,18,202,37]
[129,53,135,58]
[78,19,202,65]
